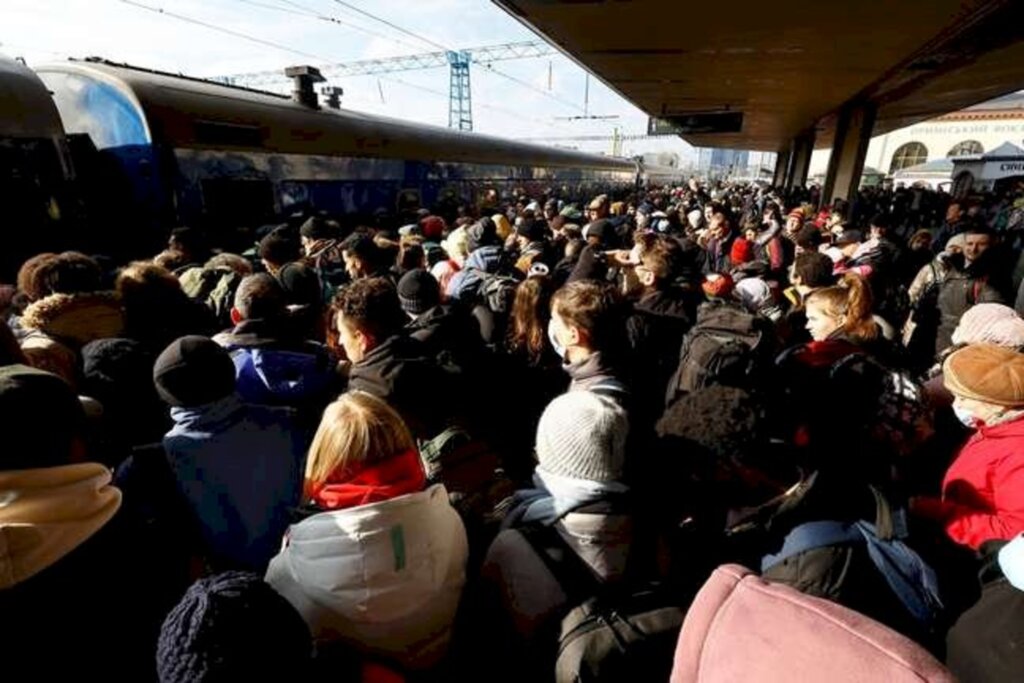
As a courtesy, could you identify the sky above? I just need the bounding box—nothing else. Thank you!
[2,0,697,163]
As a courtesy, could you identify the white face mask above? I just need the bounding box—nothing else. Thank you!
[952,403,977,429]
[999,534,1024,591]
[547,319,567,360]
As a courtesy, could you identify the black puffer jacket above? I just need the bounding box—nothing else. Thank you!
[348,334,458,439]
[946,543,1024,683]
[405,304,486,374]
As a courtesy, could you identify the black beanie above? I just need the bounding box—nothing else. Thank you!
[156,572,312,683]
[299,215,338,241]
[153,336,236,407]
[397,268,440,316]
[0,364,84,469]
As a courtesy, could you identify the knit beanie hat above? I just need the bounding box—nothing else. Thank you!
[397,268,440,316]
[420,215,446,241]
[952,303,1024,348]
[944,343,1024,407]
[702,272,735,299]
[156,572,312,683]
[535,391,629,482]
[730,238,754,265]
[735,277,772,313]
[0,364,85,469]
[153,336,237,407]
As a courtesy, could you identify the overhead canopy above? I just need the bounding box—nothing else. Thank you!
[493,0,1024,151]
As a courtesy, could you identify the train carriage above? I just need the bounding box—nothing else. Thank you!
[34,58,638,254]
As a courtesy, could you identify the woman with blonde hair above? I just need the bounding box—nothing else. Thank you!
[804,271,879,347]
[266,392,468,672]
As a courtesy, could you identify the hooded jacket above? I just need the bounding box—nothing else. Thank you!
[216,318,338,412]
[265,484,468,670]
[670,564,954,683]
[0,463,158,679]
[163,395,308,571]
[19,292,125,385]
[348,334,455,439]
[0,462,121,588]
[445,245,505,302]
[915,416,1024,550]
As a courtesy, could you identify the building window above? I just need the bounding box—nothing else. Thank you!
[890,142,929,173]
[947,140,984,157]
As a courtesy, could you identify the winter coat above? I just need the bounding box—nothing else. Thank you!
[216,318,338,415]
[445,245,505,302]
[627,288,694,428]
[670,564,955,683]
[564,350,617,392]
[405,304,485,373]
[163,394,309,571]
[265,484,469,671]
[18,291,125,386]
[914,416,1024,550]
[466,501,635,681]
[723,471,926,642]
[935,258,1006,353]
[946,547,1024,683]
[348,334,457,439]
[0,463,163,679]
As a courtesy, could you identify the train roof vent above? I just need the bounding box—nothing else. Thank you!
[285,65,325,109]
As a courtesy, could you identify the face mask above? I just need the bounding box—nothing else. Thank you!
[999,534,1024,591]
[952,404,977,429]
[547,320,567,360]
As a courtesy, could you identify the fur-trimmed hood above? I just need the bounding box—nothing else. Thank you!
[20,292,124,346]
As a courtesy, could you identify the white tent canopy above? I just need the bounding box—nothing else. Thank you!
[952,141,1024,194]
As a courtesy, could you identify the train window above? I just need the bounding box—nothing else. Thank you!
[200,179,275,228]
[194,121,263,148]
[39,72,149,150]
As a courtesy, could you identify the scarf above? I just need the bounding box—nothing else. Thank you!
[0,462,122,588]
[503,468,629,529]
[311,448,426,511]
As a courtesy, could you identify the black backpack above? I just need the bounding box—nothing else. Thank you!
[665,301,775,406]
[520,523,684,683]
[476,270,520,315]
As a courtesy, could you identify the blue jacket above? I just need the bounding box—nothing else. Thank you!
[446,245,506,302]
[163,395,308,572]
[216,319,337,410]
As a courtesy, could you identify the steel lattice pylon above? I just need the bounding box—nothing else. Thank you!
[447,51,472,131]
[213,40,555,131]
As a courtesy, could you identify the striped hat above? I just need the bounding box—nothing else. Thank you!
[535,390,629,482]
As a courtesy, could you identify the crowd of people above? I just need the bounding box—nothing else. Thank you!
[3,177,1024,682]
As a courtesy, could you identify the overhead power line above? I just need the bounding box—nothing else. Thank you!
[119,0,333,63]
[320,0,586,114]
[330,0,446,51]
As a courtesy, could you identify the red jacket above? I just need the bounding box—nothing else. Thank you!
[917,416,1024,549]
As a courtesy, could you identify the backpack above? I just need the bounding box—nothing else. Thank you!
[761,487,944,628]
[476,271,520,315]
[519,523,684,683]
[418,426,515,552]
[665,301,775,405]
[178,266,243,328]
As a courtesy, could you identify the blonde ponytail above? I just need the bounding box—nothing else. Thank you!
[806,272,877,342]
